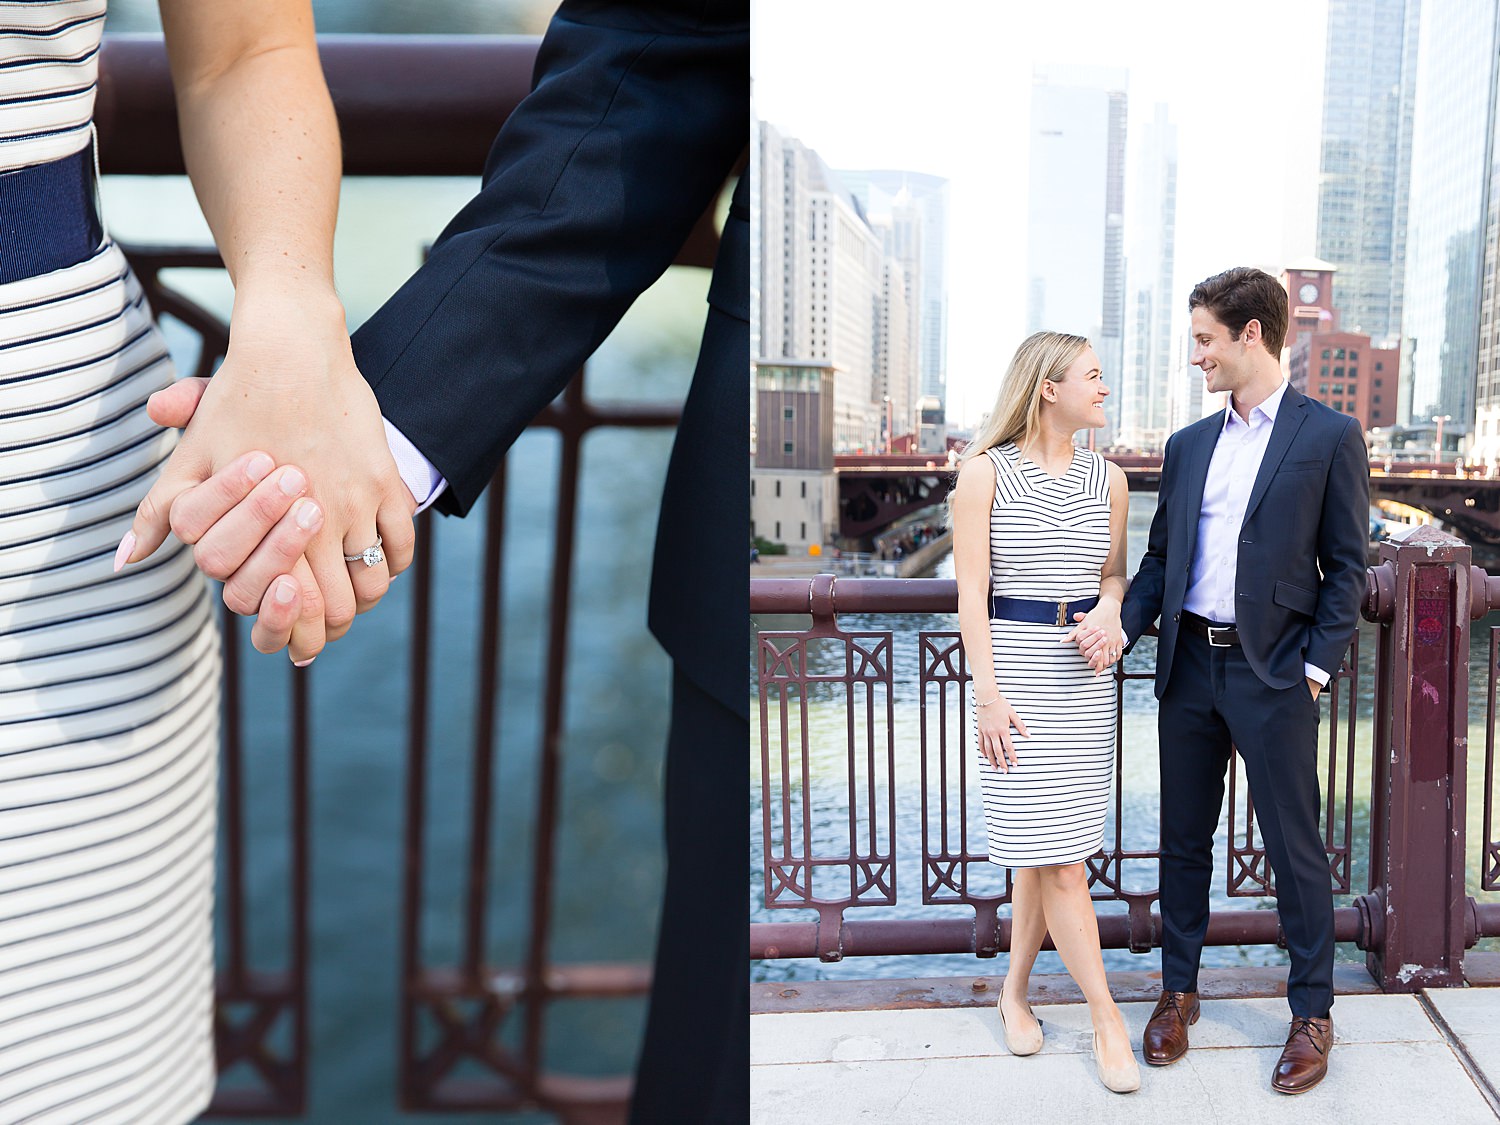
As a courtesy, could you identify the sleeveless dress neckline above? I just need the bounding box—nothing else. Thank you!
[996,440,1086,493]
[1014,443,1080,484]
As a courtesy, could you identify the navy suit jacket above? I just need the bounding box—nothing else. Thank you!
[350,0,749,717]
[1119,385,1370,696]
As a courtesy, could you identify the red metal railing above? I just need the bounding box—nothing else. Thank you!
[107,33,719,1121]
[1487,626,1500,894]
[751,526,1500,986]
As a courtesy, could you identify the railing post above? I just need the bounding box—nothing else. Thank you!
[1365,525,1472,989]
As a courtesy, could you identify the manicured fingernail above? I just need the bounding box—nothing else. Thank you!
[274,577,297,605]
[293,658,315,668]
[294,499,322,531]
[113,531,136,573]
[246,452,274,483]
[278,467,306,496]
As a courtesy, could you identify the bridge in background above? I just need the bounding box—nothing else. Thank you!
[836,452,1500,545]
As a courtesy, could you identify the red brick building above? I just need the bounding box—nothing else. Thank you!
[1287,330,1397,429]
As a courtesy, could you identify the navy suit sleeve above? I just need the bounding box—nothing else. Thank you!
[1121,433,1172,646]
[350,3,749,516]
[1307,417,1370,676]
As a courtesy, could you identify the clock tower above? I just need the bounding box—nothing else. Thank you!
[1278,257,1338,352]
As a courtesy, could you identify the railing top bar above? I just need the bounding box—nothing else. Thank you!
[751,571,1407,619]
[98,34,725,269]
[752,576,959,615]
[97,34,539,178]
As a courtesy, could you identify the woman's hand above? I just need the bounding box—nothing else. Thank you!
[1064,602,1125,675]
[117,288,416,659]
[976,692,1030,772]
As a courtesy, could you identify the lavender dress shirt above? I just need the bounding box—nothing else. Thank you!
[1182,380,1329,686]
[383,419,448,514]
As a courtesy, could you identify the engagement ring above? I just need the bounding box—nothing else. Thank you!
[344,535,384,567]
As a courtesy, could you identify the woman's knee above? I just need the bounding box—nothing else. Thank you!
[1038,862,1089,893]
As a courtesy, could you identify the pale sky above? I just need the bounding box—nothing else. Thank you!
[751,0,1330,428]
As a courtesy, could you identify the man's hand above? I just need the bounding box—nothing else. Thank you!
[119,294,417,659]
[1308,677,1322,702]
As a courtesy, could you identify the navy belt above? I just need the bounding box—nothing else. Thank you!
[0,147,103,285]
[991,594,1100,627]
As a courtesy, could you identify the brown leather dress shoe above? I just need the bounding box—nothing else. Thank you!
[1142,990,1199,1066]
[1272,1016,1333,1094]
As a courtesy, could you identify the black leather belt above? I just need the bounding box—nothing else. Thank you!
[0,147,102,285]
[1181,611,1241,648]
[991,594,1099,627]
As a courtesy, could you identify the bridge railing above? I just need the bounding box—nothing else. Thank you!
[750,525,1500,988]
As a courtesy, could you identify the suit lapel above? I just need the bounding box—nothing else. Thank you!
[1242,389,1309,525]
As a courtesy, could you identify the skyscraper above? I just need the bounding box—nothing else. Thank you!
[1121,103,1178,451]
[752,118,808,369]
[1472,5,1500,464]
[1168,329,1204,435]
[753,120,893,452]
[869,203,921,440]
[1315,0,1417,346]
[1026,66,1128,439]
[839,170,950,420]
[1399,0,1498,438]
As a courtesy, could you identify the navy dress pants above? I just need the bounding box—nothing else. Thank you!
[1156,629,1335,1018]
[630,175,749,1122]
[628,668,748,1122]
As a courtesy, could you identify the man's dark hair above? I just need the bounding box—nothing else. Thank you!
[1188,267,1288,355]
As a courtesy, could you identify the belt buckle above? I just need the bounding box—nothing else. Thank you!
[1056,600,1068,627]
[1206,624,1232,648]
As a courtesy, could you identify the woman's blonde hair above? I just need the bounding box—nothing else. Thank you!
[956,330,1090,471]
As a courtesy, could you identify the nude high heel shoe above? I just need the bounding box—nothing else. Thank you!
[1093,1030,1142,1093]
[997,987,1043,1056]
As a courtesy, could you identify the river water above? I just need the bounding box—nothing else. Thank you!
[751,491,1500,987]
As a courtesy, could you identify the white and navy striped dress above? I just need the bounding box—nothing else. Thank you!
[0,3,219,1122]
[974,442,1116,868]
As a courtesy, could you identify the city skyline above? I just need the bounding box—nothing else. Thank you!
[838,170,950,418]
[752,121,930,455]
[750,0,1329,430]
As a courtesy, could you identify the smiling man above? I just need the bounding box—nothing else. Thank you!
[1084,266,1369,1093]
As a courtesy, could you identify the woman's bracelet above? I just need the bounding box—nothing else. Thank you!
[976,695,1002,708]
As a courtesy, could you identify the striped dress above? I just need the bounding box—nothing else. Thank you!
[0,3,219,1122]
[974,442,1116,868]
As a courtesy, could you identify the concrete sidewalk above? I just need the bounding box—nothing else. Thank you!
[752,989,1500,1123]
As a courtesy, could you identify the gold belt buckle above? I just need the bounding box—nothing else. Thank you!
[1056,599,1068,627]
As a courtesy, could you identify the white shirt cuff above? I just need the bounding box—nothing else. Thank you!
[383,417,448,514]
[1304,662,1330,687]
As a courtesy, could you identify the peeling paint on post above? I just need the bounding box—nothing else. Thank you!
[1364,525,1470,990]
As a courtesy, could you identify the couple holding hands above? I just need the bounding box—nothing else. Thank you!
[951,267,1369,1095]
[3,0,745,1121]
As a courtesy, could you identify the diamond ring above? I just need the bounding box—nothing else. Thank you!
[343,535,384,568]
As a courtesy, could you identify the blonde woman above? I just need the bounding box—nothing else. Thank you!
[949,331,1139,1093]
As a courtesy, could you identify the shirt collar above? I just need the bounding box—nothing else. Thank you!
[1223,379,1289,432]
